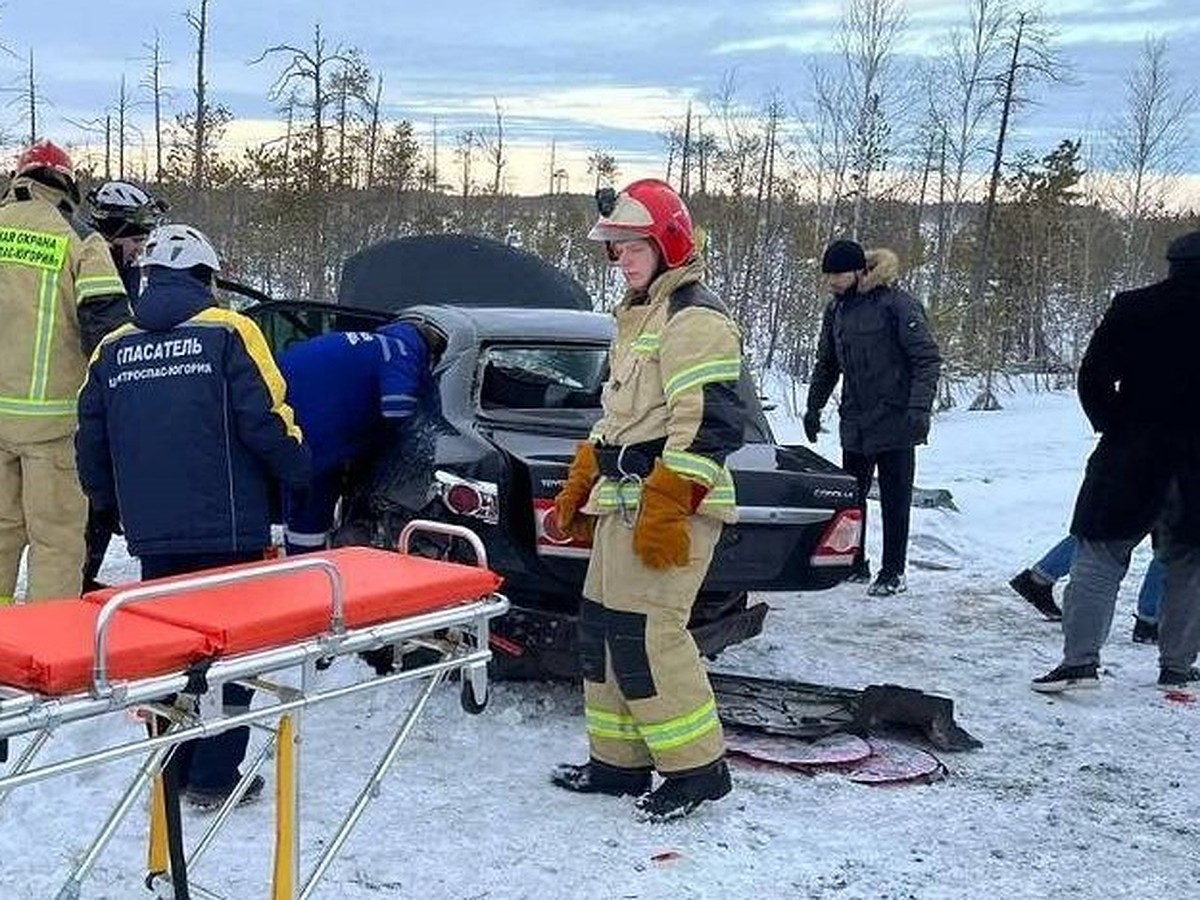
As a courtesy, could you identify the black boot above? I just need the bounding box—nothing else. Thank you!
[550,759,652,797]
[634,759,732,822]
[1009,569,1063,621]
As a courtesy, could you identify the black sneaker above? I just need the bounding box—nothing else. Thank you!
[867,573,907,596]
[845,560,871,584]
[550,760,652,797]
[1132,617,1159,645]
[1009,570,1063,621]
[634,760,732,823]
[185,773,266,811]
[1031,663,1099,693]
[1157,666,1200,689]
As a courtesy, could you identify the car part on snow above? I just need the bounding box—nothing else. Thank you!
[709,671,983,752]
[727,731,947,785]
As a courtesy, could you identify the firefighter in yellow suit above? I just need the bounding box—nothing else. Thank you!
[0,141,131,602]
[551,179,744,822]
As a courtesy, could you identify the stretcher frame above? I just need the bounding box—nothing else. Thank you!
[0,520,509,900]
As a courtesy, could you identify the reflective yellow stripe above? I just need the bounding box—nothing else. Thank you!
[664,357,741,400]
[0,227,68,271]
[194,308,303,441]
[639,699,720,752]
[662,449,722,487]
[586,707,642,741]
[631,333,661,354]
[29,269,58,400]
[0,396,76,416]
[76,274,127,301]
[595,479,642,509]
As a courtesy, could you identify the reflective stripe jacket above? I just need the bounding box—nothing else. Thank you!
[76,268,310,556]
[586,260,745,522]
[0,178,128,441]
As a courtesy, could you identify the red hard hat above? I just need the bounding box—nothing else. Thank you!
[15,140,76,183]
[587,179,695,269]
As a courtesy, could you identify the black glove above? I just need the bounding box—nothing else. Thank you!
[907,408,931,444]
[803,410,822,443]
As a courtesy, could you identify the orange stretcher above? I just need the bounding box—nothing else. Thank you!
[0,521,508,900]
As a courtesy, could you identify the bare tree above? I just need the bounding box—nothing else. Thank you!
[477,98,506,194]
[185,0,211,190]
[968,9,1066,409]
[837,0,907,236]
[3,49,40,144]
[1104,36,1197,285]
[140,33,170,183]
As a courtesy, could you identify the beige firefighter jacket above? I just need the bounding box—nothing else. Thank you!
[585,260,743,523]
[0,178,127,442]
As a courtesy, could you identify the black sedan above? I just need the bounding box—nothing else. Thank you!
[246,297,863,678]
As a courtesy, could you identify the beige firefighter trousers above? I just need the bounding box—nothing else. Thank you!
[581,512,724,775]
[0,433,87,602]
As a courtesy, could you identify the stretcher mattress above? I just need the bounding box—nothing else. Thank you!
[1,547,503,697]
[0,600,217,695]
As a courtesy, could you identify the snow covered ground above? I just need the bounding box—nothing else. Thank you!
[3,384,1198,899]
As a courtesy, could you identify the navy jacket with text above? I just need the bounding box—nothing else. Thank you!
[76,267,310,557]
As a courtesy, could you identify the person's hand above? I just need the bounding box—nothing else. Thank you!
[553,443,599,541]
[907,408,931,444]
[803,409,822,443]
[633,462,706,570]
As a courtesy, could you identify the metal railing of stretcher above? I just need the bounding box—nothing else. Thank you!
[0,520,509,900]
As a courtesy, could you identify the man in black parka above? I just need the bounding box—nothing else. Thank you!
[805,240,942,596]
[1033,231,1200,692]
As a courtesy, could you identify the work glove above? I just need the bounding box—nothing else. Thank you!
[906,408,932,444]
[803,409,822,443]
[553,442,599,542]
[633,462,707,570]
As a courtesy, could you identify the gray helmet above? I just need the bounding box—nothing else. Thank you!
[87,181,168,239]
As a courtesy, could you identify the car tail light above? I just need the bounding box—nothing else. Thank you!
[811,507,863,567]
[434,471,499,525]
[533,498,592,557]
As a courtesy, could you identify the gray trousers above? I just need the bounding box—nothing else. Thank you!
[1063,485,1200,672]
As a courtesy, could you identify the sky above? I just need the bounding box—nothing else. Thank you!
[2,381,1198,898]
[1,1,1198,193]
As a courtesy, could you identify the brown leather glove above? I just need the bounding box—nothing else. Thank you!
[633,461,708,570]
[553,442,599,542]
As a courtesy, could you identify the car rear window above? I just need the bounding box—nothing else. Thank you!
[479,344,608,411]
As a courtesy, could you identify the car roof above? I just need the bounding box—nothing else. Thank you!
[400,304,614,342]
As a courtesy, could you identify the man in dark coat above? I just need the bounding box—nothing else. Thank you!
[804,240,942,596]
[1033,231,1200,692]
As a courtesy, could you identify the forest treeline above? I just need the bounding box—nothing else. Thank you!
[4,0,1197,405]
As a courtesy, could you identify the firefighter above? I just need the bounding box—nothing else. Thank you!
[76,223,309,807]
[81,180,169,590]
[551,179,745,822]
[0,140,131,603]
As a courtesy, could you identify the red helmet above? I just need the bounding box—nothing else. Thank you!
[587,179,695,269]
[15,140,76,183]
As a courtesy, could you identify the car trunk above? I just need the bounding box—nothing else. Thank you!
[480,422,860,594]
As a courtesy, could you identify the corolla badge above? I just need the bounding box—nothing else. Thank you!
[813,488,856,501]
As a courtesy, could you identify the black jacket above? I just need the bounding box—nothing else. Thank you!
[806,249,942,455]
[76,267,310,556]
[1070,267,1200,543]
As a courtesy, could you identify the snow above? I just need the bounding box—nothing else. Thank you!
[3,385,1199,899]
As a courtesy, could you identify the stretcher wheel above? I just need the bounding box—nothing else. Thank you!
[460,669,489,714]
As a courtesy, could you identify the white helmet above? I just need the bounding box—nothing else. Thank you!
[137,224,221,272]
[87,181,168,237]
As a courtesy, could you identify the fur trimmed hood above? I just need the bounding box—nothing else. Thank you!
[859,248,900,292]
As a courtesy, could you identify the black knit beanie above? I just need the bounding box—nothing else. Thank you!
[821,239,867,274]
